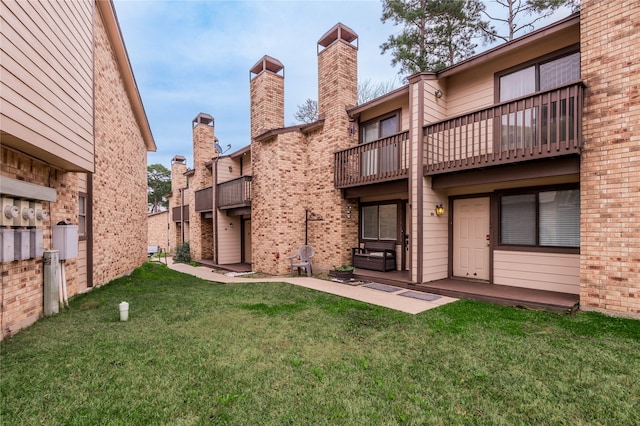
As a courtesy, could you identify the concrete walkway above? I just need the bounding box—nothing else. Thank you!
[164,261,457,315]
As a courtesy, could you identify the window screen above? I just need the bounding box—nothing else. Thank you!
[539,189,580,247]
[540,52,580,91]
[499,66,535,102]
[501,194,536,245]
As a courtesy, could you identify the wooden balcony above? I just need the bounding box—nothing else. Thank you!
[171,205,189,222]
[424,83,584,176]
[194,187,213,212]
[217,176,252,210]
[334,131,409,189]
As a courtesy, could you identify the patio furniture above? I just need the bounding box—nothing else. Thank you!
[289,245,314,277]
[352,241,397,272]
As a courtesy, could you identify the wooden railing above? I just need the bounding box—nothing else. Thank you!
[217,176,252,209]
[334,131,409,188]
[424,83,584,175]
[194,187,212,212]
[171,205,189,222]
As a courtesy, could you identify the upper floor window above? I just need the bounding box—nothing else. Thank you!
[361,111,399,143]
[499,50,580,102]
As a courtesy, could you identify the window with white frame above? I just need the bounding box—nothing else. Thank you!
[500,188,580,249]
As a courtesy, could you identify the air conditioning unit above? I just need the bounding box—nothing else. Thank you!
[1,198,18,226]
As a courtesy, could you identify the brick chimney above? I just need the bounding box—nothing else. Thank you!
[317,23,358,126]
[249,55,285,139]
[191,113,215,188]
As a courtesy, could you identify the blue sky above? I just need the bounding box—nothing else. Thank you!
[113,0,572,169]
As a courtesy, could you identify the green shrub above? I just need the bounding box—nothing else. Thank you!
[174,242,191,263]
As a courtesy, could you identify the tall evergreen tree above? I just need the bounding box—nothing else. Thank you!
[481,0,577,43]
[147,164,171,213]
[380,0,493,75]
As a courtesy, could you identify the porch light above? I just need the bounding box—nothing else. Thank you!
[435,204,445,216]
[434,89,443,99]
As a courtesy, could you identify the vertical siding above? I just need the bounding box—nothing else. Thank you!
[0,0,94,171]
[494,250,580,294]
[421,79,449,282]
[422,187,449,282]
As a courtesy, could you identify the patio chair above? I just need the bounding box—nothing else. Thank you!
[289,245,314,277]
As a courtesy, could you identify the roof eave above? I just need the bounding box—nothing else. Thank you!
[96,0,156,152]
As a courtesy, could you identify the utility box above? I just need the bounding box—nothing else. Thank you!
[0,229,15,262]
[29,202,47,227]
[30,229,44,258]
[43,250,60,316]
[52,224,78,260]
[1,198,18,226]
[14,229,30,260]
[14,200,33,227]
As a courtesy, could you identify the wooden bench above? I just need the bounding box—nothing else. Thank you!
[352,241,397,272]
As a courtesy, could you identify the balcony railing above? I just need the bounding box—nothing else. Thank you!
[424,83,583,175]
[172,205,189,222]
[334,131,409,188]
[194,187,213,212]
[217,176,252,209]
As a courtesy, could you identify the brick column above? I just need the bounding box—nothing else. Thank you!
[580,0,640,318]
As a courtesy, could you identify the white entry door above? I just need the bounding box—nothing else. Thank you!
[453,198,490,281]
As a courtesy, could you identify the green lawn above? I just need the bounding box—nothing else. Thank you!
[1,263,639,425]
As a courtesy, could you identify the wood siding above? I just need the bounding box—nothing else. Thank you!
[1,0,94,172]
[493,250,579,294]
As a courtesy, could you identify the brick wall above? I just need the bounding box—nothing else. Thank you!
[251,131,307,274]
[148,211,169,250]
[169,160,187,251]
[249,28,359,275]
[92,6,149,287]
[250,69,284,138]
[311,36,359,269]
[189,121,215,260]
[580,0,640,318]
[0,148,78,337]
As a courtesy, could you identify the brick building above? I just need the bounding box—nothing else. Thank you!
[158,1,638,318]
[1,0,155,338]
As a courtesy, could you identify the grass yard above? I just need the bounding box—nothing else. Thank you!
[1,263,639,425]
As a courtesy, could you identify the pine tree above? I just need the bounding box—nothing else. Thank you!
[380,0,493,75]
[147,164,171,213]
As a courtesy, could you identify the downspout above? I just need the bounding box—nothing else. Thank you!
[180,188,184,244]
[214,158,219,264]
[416,79,424,283]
